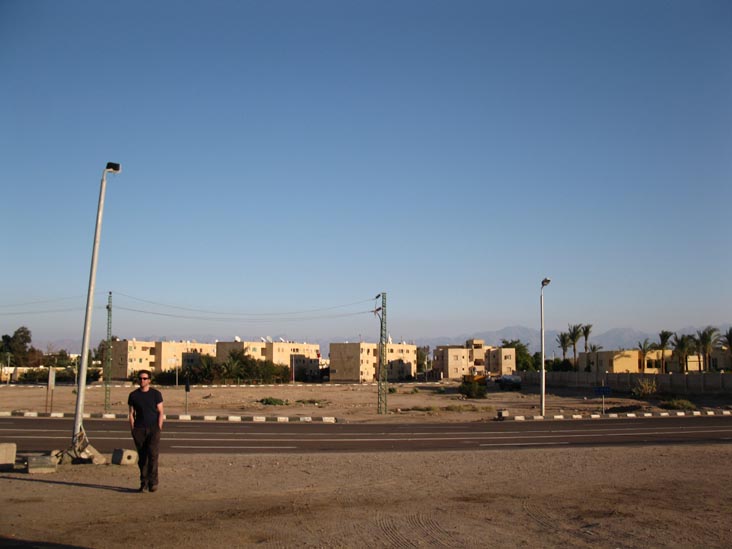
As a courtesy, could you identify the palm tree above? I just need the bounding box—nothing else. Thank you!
[722,327,732,357]
[582,323,593,358]
[567,324,583,371]
[656,330,673,374]
[637,338,652,374]
[672,333,694,373]
[589,343,603,380]
[721,328,732,349]
[556,332,570,362]
[695,326,720,372]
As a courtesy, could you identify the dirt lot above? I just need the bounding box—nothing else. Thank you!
[1,382,731,548]
[3,380,731,422]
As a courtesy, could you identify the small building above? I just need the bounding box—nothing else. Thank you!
[329,341,417,383]
[432,339,516,380]
[216,340,321,376]
[578,349,700,375]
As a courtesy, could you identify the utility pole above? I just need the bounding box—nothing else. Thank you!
[376,292,388,415]
[104,291,112,413]
[70,162,120,459]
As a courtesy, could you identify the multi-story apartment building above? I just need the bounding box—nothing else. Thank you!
[329,342,417,383]
[432,339,516,380]
[216,340,321,376]
[110,339,216,379]
[216,341,267,363]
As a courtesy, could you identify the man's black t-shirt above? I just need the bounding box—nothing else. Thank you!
[128,388,163,428]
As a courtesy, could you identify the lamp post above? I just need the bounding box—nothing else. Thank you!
[540,277,551,417]
[71,162,121,454]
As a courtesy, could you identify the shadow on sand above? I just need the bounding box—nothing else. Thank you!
[0,537,92,548]
[1,475,138,493]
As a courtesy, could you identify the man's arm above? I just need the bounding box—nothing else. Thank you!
[128,406,135,430]
[157,402,164,430]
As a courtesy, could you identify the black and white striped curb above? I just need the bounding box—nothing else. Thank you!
[0,382,444,389]
[500,410,732,421]
[0,411,339,423]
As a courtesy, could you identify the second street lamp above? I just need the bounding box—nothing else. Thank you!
[540,277,551,417]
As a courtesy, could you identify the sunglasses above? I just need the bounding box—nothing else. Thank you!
[138,376,150,381]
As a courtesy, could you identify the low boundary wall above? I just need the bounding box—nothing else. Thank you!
[521,371,732,395]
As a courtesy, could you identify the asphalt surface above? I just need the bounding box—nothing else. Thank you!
[2,416,732,454]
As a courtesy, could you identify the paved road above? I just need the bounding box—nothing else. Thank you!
[3,416,732,454]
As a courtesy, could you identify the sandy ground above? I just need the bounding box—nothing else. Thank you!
[3,380,730,422]
[1,382,732,548]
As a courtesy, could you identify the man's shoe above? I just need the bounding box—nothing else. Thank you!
[138,483,146,493]
[148,484,158,492]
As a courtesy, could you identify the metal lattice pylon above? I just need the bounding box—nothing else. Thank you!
[377,292,388,415]
[104,292,112,412]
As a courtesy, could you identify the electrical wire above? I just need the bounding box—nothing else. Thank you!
[114,305,373,323]
[113,292,374,317]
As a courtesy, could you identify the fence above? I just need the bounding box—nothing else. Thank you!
[520,371,732,395]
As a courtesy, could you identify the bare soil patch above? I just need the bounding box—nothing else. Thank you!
[3,381,730,422]
[1,382,731,548]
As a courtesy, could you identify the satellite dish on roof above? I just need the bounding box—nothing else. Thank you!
[279,337,285,342]
[266,336,273,343]
[260,337,266,342]
[234,336,241,343]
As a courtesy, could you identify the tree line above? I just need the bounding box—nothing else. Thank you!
[152,350,293,385]
[550,324,732,373]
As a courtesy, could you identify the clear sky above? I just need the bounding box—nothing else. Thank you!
[1,1,730,350]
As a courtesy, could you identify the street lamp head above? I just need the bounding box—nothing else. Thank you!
[541,278,551,288]
[105,162,122,173]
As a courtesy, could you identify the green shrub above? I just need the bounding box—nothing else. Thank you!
[402,406,437,412]
[444,404,480,412]
[18,368,99,384]
[631,378,657,398]
[388,387,397,394]
[436,387,446,394]
[259,397,287,406]
[411,387,419,394]
[660,399,696,411]
[152,370,178,385]
[458,381,487,399]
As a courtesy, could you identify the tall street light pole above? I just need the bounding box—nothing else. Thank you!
[540,277,551,417]
[71,162,121,455]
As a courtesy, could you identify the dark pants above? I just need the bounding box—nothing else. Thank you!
[132,426,161,487]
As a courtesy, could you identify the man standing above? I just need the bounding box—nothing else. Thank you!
[128,370,164,492]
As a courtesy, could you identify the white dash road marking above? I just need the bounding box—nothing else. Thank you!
[171,446,298,450]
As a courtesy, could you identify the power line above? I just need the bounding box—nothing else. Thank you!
[114,305,373,323]
[0,295,89,309]
[114,292,374,317]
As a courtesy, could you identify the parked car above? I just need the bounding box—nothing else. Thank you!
[496,375,522,391]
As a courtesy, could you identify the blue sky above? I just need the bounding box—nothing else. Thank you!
[1,1,730,351]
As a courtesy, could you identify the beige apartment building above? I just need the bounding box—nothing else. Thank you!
[110,339,216,379]
[577,349,703,374]
[711,348,732,371]
[216,340,321,377]
[432,339,516,380]
[216,341,267,363]
[329,342,417,383]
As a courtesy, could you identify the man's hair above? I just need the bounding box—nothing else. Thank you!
[137,369,152,378]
